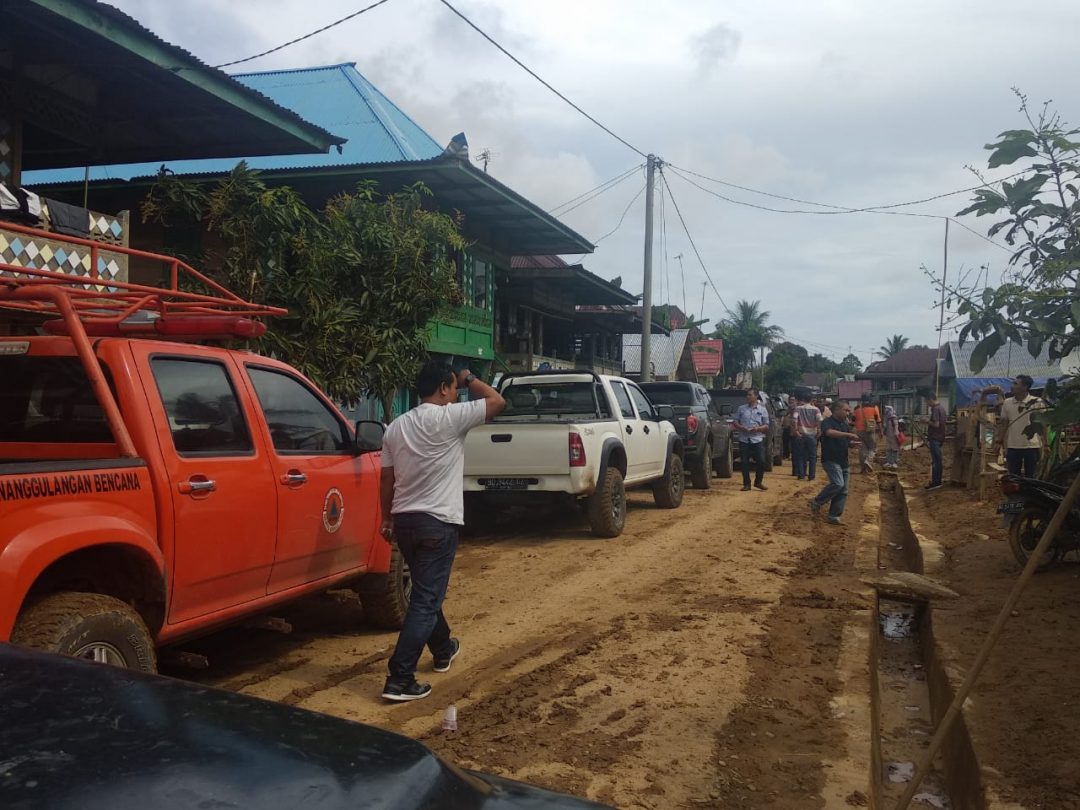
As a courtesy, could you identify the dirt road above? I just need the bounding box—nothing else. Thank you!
[168,468,879,808]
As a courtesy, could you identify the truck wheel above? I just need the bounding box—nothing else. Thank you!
[357,545,412,629]
[715,442,733,479]
[690,441,712,489]
[588,468,626,537]
[11,592,156,672]
[653,452,685,509]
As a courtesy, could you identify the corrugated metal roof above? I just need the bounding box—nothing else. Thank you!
[24,63,441,185]
[623,329,691,377]
[861,346,943,376]
[946,339,1066,379]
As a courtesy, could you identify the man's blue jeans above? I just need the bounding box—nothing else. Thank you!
[387,512,458,682]
[929,438,943,485]
[795,434,818,480]
[813,461,850,519]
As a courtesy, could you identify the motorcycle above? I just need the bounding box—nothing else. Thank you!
[997,454,1080,571]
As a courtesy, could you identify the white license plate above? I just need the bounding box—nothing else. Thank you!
[482,478,531,491]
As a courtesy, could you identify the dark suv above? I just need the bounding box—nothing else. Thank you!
[707,388,783,471]
[641,381,732,487]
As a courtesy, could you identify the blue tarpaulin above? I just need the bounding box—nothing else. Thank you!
[953,377,1055,407]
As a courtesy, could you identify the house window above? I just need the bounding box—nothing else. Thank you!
[473,257,489,309]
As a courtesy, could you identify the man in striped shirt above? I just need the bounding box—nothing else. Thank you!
[792,393,823,481]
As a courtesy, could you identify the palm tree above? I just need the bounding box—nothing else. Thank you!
[714,300,783,379]
[877,334,910,359]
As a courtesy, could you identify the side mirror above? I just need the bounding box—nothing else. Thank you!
[655,404,675,421]
[355,420,385,453]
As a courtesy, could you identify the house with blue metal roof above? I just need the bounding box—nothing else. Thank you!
[26,62,593,386]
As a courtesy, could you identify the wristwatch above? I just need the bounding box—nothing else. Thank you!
[464,373,477,384]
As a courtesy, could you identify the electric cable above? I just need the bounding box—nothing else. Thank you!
[435,0,647,158]
[658,167,731,317]
[556,167,643,218]
[665,166,1013,255]
[215,0,395,69]
[666,162,1029,214]
[593,182,647,244]
[548,164,644,214]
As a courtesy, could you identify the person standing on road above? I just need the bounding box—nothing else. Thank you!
[925,392,947,491]
[996,374,1047,478]
[883,404,901,470]
[793,394,823,481]
[810,400,861,524]
[379,363,505,702]
[853,393,882,474]
[734,388,770,492]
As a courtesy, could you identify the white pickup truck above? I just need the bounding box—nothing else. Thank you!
[463,371,685,537]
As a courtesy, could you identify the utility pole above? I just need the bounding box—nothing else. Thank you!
[640,154,657,381]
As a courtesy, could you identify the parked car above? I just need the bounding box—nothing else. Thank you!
[0,644,609,810]
[463,371,685,537]
[707,388,784,471]
[0,319,405,673]
[640,381,732,487]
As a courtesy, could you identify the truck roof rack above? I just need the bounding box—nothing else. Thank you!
[499,369,605,387]
[0,221,285,339]
[0,222,286,459]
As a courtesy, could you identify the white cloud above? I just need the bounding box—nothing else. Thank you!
[96,0,1080,360]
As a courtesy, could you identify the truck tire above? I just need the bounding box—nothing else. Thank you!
[588,467,626,537]
[653,452,685,509]
[715,441,733,479]
[690,441,712,489]
[11,592,156,672]
[357,545,411,629]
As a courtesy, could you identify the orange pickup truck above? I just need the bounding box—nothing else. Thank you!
[0,231,406,672]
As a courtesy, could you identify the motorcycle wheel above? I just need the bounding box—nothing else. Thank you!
[1007,506,1062,572]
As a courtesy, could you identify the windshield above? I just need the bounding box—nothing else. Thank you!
[709,393,747,418]
[500,382,612,418]
[639,384,693,406]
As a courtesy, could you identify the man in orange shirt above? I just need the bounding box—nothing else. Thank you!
[853,393,883,473]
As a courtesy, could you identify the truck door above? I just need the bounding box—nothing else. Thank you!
[627,383,668,476]
[609,381,647,481]
[243,364,378,594]
[140,352,278,624]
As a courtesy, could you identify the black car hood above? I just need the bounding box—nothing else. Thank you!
[0,645,608,810]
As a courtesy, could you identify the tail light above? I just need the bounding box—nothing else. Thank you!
[687,414,699,433]
[569,433,587,467]
[1001,479,1021,495]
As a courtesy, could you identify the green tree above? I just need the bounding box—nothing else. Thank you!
[877,334,909,358]
[948,94,1080,425]
[713,300,783,378]
[839,353,863,376]
[766,340,810,370]
[142,163,465,418]
[764,352,803,394]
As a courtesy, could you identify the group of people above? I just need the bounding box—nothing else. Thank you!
[375,364,1052,704]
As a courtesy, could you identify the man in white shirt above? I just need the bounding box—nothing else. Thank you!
[379,363,505,701]
[997,374,1046,478]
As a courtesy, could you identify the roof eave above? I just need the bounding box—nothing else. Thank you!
[32,0,345,155]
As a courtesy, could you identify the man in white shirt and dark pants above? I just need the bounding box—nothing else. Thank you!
[997,374,1046,479]
[379,363,505,701]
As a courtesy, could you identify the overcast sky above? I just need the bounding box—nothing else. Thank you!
[110,0,1079,366]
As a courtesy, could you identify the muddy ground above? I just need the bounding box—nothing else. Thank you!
[898,446,1080,810]
[166,461,879,809]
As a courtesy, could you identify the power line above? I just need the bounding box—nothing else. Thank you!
[658,167,731,317]
[214,0,395,69]
[555,165,643,218]
[666,162,1028,215]
[593,182,647,244]
[548,164,643,214]
[435,0,647,158]
[665,166,1013,255]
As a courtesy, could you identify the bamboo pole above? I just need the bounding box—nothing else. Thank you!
[894,468,1080,809]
